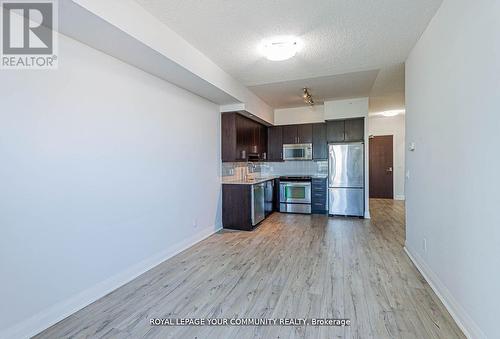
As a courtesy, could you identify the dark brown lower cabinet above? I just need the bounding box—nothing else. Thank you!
[222,180,276,231]
[311,177,328,214]
[273,179,280,212]
[222,184,252,230]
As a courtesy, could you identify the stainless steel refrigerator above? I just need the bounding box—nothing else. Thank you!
[328,143,364,217]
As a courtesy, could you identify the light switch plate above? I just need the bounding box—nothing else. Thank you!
[409,142,416,151]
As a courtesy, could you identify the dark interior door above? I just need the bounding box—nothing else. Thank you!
[369,135,394,199]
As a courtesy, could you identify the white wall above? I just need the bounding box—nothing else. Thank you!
[405,0,500,338]
[274,105,325,125]
[0,33,222,338]
[66,0,274,123]
[368,114,405,200]
[368,63,406,114]
[274,98,369,124]
[324,97,369,120]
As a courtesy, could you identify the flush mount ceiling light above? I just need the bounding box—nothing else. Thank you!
[303,88,314,106]
[379,109,405,117]
[259,36,302,61]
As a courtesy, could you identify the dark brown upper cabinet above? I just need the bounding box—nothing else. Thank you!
[267,126,283,161]
[282,125,297,144]
[235,115,248,159]
[326,118,364,143]
[344,118,365,142]
[312,123,328,160]
[297,124,313,143]
[223,115,364,163]
[222,113,238,162]
[259,124,267,157]
[282,124,312,144]
[221,112,267,162]
[326,120,345,142]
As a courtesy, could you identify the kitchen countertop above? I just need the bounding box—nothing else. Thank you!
[222,174,328,185]
[279,175,328,179]
[222,176,279,185]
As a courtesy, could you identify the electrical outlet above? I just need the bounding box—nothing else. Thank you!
[423,238,427,253]
[406,170,410,179]
[193,218,198,228]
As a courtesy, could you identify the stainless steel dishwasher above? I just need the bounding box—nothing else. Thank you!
[251,183,265,226]
[264,180,274,217]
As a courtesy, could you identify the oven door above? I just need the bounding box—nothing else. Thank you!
[280,182,312,204]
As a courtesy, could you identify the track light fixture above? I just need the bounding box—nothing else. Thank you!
[303,88,314,106]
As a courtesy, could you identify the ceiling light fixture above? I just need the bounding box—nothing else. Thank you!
[259,36,302,61]
[303,88,314,106]
[379,109,405,117]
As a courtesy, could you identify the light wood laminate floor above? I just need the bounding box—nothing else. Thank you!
[35,199,464,338]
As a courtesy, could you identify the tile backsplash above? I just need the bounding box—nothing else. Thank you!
[221,162,262,181]
[222,160,328,180]
[262,161,328,176]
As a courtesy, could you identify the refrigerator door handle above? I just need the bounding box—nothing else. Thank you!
[329,146,336,187]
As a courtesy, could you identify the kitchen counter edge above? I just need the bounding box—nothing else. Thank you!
[221,176,279,185]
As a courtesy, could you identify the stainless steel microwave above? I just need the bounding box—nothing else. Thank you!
[283,143,313,160]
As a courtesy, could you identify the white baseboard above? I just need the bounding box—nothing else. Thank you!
[394,195,406,200]
[403,246,486,339]
[0,225,222,339]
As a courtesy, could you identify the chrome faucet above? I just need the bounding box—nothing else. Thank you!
[245,162,257,181]
[247,162,257,173]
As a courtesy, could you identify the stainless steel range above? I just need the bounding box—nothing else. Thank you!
[279,176,312,214]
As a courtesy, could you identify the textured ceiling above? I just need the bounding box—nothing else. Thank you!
[249,69,379,108]
[135,0,441,108]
